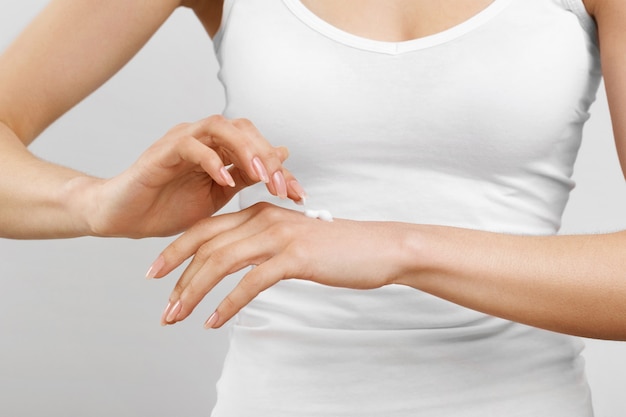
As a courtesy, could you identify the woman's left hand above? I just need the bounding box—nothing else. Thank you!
[150,202,412,328]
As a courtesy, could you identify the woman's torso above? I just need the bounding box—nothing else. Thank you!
[209,0,601,415]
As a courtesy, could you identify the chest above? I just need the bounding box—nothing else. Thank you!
[297,0,496,42]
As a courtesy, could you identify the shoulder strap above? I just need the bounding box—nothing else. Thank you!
[562,0,598,43]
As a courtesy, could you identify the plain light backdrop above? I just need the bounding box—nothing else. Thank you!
[1,2,625,416]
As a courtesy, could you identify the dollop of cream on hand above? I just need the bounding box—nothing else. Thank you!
[304,209,334,222]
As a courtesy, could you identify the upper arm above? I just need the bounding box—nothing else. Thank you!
[589,0,626,177]
[0,0,183,144]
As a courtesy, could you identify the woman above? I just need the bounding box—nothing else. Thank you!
[1,0,625,415]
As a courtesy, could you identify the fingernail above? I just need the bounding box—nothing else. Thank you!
[160,301,172,326]
[273,171,288,199]
[146,255,165,279]
[289,180,307,204]
[166,300,182,323]
[251,157,269,183]
[220,166,236,187]
[204,311,219,329]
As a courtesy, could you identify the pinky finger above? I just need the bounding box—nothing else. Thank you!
[204,256,290,328]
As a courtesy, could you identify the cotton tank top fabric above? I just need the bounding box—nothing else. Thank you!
[211,1,602,415]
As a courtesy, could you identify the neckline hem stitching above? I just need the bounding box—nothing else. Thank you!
[282,0,512,54]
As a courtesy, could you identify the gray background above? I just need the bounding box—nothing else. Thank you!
[1,2,625,416]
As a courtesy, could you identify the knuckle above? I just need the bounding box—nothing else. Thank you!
[165,241,184,261]
[183,277,203,298]
[196,115,226,138]
[257,203,283,223]
[169,122,192,134]
[232,117,254,129]
[221,292,240,313]
[267,221,294,241]
[206,114,227,126]
[238,273,264,298]
[264,147,281,162]
[202,115,230,134]
[195,243,215,261]
[175,134,195,148]
[207,248,229,266]
[203,154,223,171]
[276,146,290,161]
[250,201,272,214]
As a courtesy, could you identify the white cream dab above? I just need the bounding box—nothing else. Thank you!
[304,209,334,222]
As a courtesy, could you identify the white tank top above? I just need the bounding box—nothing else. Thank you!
[211,1,601,415]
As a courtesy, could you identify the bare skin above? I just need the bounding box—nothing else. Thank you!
[3,0,626,341]
[299,0,495,41]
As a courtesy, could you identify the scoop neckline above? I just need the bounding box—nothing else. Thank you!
[282,0,512,54]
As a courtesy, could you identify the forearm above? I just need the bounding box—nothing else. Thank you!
[0,122,98,239]
[397,224,626,340]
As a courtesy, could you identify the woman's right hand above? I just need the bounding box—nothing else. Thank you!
[79,115,305,238]
[0,0,307,239]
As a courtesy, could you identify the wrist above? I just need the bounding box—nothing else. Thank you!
[61,175,104,237]
[392,224,444,288]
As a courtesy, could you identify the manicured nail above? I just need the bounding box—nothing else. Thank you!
[165,300,182,323]
[160,301,172,326]
[204,311,219,329]
[273,171,288,199]
[146,255,165,279]
[289,180,307,204]
[220,166,236,187]
[251,157,269,183]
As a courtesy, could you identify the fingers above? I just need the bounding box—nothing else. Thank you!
[207,256,291,328]
[155,203,303,328]
[147,209,257,279]
[184,116,306,202]
[161,231,279,327]
[172,135,236,188]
